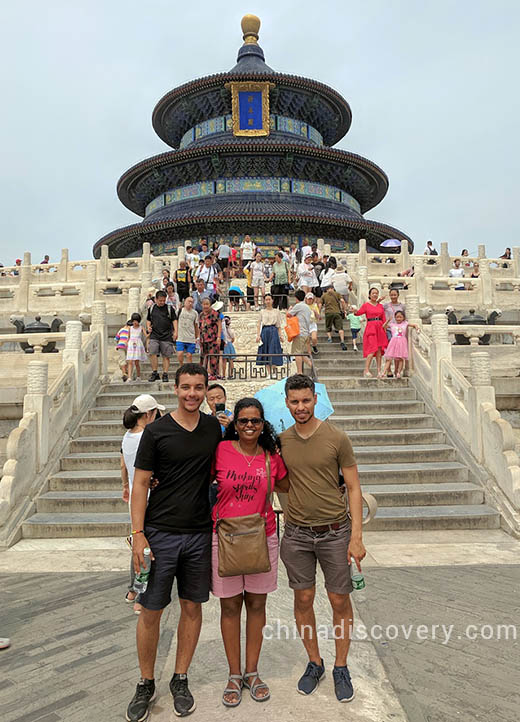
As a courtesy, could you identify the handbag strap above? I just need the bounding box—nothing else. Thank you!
[264,452,272,516]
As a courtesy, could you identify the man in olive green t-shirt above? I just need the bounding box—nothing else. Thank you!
[279,374,366,704]
[322,287,348,349]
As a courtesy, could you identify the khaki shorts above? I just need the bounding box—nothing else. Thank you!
[117,348,127,368]
[325,313,343,332]
[280,520,353,595]
[291,335,309,355]
[148,339,174,357]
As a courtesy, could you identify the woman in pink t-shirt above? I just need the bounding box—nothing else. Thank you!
[212,398,289,707]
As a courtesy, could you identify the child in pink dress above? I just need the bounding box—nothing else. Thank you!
[382,310,418,378]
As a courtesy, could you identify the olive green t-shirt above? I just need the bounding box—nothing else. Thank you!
[322,290,343,315]
[280,420,357,526]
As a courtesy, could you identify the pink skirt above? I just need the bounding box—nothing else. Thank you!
[385,336,409,359]
[211,532,279,598]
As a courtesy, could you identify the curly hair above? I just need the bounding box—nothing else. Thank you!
[223,397,280,454]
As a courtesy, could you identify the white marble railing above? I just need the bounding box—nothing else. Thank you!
[0,302,108,545]
[1,239,518,317]
[408,307,520,531]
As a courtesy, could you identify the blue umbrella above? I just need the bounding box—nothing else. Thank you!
[254,377,335,434]
[381,238,403,248]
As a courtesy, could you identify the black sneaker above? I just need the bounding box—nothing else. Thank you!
[126,678,155,722]
[170,673,196,717]
[311,346,319,355]
[122,374,128,383]
[148,371,160,382]
[341,342,347,351]
[333,665,355,702]
[297,659,325,695]
[162,372,169,382]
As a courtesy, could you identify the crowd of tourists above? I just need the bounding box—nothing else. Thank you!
[113,236,427,382]
[119,365,366,720]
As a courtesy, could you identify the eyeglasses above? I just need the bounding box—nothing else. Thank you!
[236,417,264,427]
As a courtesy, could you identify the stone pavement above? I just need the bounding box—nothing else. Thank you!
[1,572,174,722]
[357,564,520,722]
[1,530,520,722]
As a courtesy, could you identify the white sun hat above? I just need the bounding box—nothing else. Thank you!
[132,394,166,412]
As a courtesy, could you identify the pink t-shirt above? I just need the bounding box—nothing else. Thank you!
[211,441,287,536]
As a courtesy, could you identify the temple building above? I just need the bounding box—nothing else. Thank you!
[94,15,410,258]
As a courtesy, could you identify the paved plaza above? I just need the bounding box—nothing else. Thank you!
[1,529,519,722]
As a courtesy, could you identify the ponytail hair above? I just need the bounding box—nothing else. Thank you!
[123,405,145,429]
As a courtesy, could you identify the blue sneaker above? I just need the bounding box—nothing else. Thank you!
[297,659,325,695]
[333,665,354,702]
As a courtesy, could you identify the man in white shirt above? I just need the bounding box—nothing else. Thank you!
[240,235,255,269]
[195,256,220,294]
[449,259,465,290]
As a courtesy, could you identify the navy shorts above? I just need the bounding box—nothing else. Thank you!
[138,526,212,609]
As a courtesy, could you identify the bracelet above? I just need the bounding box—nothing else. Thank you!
[131,530,144,535]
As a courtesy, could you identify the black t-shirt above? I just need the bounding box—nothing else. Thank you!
[147,304,176,341]
[135,412,221,533]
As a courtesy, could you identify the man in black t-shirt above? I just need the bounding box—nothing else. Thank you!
[126,363,221,721]
[146,289,178,383]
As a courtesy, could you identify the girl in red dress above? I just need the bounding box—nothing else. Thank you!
[353,287,388,377]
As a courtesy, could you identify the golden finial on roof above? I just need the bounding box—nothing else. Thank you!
[241,14,260,45]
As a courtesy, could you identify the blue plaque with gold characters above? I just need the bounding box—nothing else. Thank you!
[227,81,273,137]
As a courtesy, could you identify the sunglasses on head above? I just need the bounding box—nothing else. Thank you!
[236,417,264,427]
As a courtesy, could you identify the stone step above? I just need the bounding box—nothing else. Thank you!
[49,470,121,491]
[332,400,425,416]
[319,376,410,389]
[316,332,357,340]
[327,387,418,401]
[95,390,174,407]
[331,413,434,430]
[362,482,484,507]
[364,505,500,531]
[314,366,368,376]
[102,380,176,394]
[358,461,469,484]
[347,428,446,446]
[69,437,125,453]
[353,444,456,463]
[311,350,363,359]
[37,491,127,513]
[21,513,130,538]
[61,452,120,470]
[79,420,132,437]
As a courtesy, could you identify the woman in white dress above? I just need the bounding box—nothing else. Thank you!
[121,393,165,613]
[297,255,319,293]
[126,313,147,382]
[250,252,267,309]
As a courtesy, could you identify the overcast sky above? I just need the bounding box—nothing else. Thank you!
[1,0,518,263]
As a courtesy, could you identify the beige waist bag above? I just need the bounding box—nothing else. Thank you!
[217,453,272,577]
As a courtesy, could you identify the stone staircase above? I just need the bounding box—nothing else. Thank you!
[314,328,500,530]
[22,379,176,538]
[19,323,501,540]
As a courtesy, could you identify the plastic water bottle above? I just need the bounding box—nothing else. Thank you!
[133,547,152,594]
[351,561,366,603]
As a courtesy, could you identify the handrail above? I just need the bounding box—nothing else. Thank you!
[202,353,317,381]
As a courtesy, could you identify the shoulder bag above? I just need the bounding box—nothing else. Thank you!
[216,452,272,577]
[285,314,300,342]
